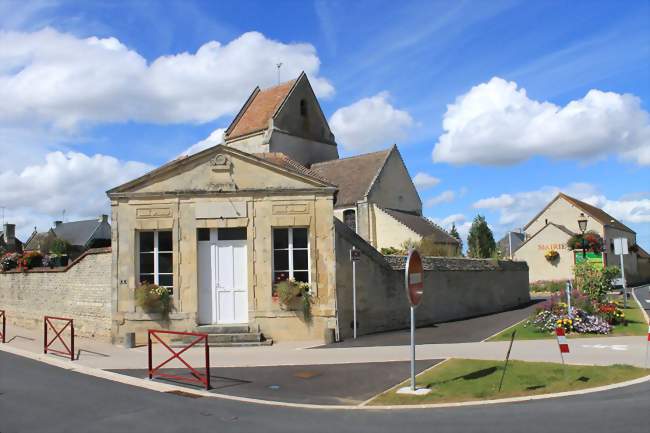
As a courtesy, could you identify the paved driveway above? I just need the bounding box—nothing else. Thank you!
[112,359,440,405]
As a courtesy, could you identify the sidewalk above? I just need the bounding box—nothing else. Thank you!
[3,322,648,370]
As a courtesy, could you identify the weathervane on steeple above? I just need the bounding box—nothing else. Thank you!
[276,62,283,84]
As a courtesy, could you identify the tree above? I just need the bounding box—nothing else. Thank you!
[450,223,463,252]
[467,215,496,258]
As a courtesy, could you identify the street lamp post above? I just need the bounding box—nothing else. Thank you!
[578,217,588,259]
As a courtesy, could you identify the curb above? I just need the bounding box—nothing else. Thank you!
[2,343,648,411]
[631,285,649,324]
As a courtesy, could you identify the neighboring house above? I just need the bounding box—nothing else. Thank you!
[311,146,458,251]
[106,74,461,344]
[513,193,649,284]
[497,231,525,258]
[0,223,23,254]
[24,215,111,258]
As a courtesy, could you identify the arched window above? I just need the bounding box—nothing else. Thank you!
[343,209,356,232]
[300,99,307,117]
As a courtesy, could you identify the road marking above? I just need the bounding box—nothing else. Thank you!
[581,344,628,351]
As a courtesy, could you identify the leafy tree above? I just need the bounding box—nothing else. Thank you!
[467,215,496,258]
[450,223,463,252]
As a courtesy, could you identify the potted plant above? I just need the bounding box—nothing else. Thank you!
[544,249,559,262]
[135,282,173,317]
[274,278,313,320]
[49,239,71,267]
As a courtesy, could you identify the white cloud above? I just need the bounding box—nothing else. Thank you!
[432,77,650,166]
[425,190,455,207]
[473,183,650,242]
[0,151,152,239]
[178,128,225,158]
[412,172,440,190]
[431,213,470,244]
[0,28,333,130]
[329,91,414,152]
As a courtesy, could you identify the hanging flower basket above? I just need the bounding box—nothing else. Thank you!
[545,250,559,262]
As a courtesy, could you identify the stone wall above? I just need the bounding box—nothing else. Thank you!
[334,220,530,339]
[0,248,112,340]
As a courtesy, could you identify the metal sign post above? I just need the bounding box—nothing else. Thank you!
[350,247,361,339]
[613,238,628,308]
[566,280,572,317]
[396,249,430,396]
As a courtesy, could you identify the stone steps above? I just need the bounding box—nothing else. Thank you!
[174,324,272,347]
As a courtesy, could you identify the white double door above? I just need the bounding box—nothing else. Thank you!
[198,230,248,325]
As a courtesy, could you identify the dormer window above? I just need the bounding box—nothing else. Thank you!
[300,99,307,117]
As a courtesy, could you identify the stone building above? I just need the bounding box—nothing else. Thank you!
[0,223,22,254]
[513,193,650,284]
[24,215,111,258]
[105,74,513,345]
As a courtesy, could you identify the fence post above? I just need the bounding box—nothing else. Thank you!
[148,331,153,380]
[205,337,211,390]
[43,318,47,354]
[70,319,75,361]
[1,310,5,344]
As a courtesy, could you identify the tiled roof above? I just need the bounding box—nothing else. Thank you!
[53,219,108,247]
[253,152,334,185]
[310,149,391,206]
[382,208,459,244]
[226,79,296,140]
[558,193,634,233]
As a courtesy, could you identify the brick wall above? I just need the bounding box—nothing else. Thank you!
[0,249,112,340]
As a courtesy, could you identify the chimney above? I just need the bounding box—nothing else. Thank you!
[99,214,108,223]
[2,223,15,244]
[54,221,63,227]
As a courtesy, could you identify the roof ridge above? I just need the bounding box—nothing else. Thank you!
[559,192,634,233]
[310,148,392,167]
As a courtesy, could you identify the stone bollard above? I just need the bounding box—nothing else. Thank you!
[123,332,136,349]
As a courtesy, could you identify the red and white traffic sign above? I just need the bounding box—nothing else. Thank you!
[404,249,424,307]
[556,327,570,353]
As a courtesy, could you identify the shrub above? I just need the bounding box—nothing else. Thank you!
[49,238,71,256]
[380,246,405,256]
[598,302,625,325]
[135,283,172,316]
[0,252,20,271]
[530,280,565,293]
[574,262,619,303]
[19,251,43,269]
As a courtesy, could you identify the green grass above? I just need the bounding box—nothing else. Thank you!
[368,358,648,405]
[487,294,649,342]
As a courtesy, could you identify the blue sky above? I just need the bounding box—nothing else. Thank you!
[0,0,648,247]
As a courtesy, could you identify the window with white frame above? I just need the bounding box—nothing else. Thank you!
[138,231,173,291]
[272,228,309,285]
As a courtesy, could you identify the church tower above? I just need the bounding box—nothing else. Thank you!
[224,72,339,166]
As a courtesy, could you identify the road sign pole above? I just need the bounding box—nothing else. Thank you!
[410,305,416,391]
[619,252,627,308]
[353,257,357,340]
[566,280,571,317]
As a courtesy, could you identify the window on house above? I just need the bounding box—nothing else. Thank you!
[272,228,309,285]
[343,209,357,232]
[300,99,307,117]
[139,230,173,292]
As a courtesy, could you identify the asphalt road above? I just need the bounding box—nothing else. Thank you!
[633,285,650,313]
[111,359,440,405]
[318,299,543,348]
[2,351,648,433]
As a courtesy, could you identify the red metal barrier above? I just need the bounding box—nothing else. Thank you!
[148,329,210,390]
[0,310,5,343]
[44,316,75,360]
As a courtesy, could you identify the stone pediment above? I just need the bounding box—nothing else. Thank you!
[107,145,332,196]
